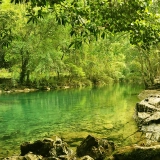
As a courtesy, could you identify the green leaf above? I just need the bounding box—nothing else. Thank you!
[101,32,105,39]
[69,42,74,48]
[70,30,75,36]
[27,17,33,24]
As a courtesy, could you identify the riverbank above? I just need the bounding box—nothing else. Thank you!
[0,88,39,94]
[2,134,160,160]
[0,85,71,94]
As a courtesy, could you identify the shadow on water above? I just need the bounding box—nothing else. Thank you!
[0,83,144,157]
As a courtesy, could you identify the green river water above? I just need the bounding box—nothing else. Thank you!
[0,84,144,158]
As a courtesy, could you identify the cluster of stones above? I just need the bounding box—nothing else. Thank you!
[2,135,115,160]
[3,134,160,160]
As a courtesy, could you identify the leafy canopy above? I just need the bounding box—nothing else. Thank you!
[10,0,160,50]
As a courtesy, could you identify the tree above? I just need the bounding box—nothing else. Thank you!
[10,0,159,48]
[0,0,159,88]
[0,11,14,68]
[4,3,72,86]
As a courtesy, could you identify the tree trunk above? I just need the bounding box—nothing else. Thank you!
[143,50,155,85]
[26,70,30,85]
[139,53,149,89]
[20,58,28,84]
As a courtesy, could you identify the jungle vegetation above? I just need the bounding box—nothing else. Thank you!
[0,0,160,89]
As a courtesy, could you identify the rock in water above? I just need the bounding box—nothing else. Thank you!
[76,135,115,160]
[20,137,74,159]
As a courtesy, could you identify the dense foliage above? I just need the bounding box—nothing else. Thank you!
[0,0,160,89]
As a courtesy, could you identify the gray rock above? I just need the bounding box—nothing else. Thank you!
[20,137,74,160]
[76,135,115,160]
[138,90,160,101]
[135,95,160,125]
[135,94,160,142]
[2,136,75,160]
[24,153,43,160]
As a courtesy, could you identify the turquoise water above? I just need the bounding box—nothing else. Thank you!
[0,84,144,157]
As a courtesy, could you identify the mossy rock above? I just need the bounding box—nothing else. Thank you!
[113,145,160,160]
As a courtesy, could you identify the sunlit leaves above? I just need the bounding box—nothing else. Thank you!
[130,13,160,50]
[0,12,14,48]
[0,0,159,87]
[10,0,63,6]
[9,0,159,50]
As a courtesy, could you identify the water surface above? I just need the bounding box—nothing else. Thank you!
[0,84,144,157]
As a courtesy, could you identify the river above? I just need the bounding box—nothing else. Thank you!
[0,83,144,158]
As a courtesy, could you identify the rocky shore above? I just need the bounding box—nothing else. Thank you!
[135,91,160,143]
[2,134,160,160]
[1,135,115,160]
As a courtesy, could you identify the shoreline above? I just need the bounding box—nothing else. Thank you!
[0,88,39,94]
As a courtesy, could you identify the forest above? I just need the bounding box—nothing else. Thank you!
[0,0,160,90]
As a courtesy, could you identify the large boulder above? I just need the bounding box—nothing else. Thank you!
[76,135,115,160]
[135,95,160,125]
[135,94,160,142]
[20,139,53,156]
[20,137,74,159]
